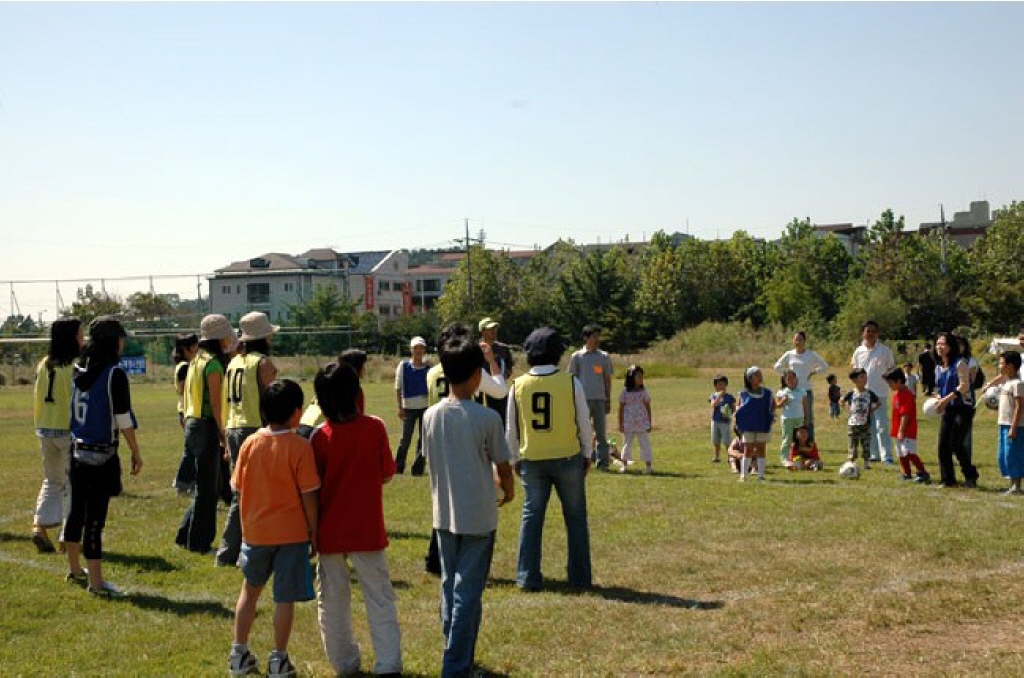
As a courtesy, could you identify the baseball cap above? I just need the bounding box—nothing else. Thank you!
[239,311,280,342]
[200,314,235,342]
[523,327,564,361]
[478,317,499,332]
[89,316,127,341]
[410,336,427,349]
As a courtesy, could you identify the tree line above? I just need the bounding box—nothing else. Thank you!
[435,202,1024,353]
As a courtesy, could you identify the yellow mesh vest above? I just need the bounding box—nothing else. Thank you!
[300,401,324,428]
[33,359,75,430]
[512,372,579,461]
[225,352,265,429]
[184,351,215,419]
[427,364,449,407]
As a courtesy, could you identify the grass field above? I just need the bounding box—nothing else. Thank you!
[2,366,1024,676]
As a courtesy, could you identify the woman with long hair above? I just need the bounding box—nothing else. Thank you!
[64,316,143,596]
[934,332,979,488]
[31,317,84,552]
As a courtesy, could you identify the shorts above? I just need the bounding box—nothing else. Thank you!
[741,431,769,444]
[895,438,918,457]
[711,421,731,446]
[239,541,315,603]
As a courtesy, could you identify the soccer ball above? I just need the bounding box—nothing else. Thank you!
[921,397,941,418]
[982,386,1001,411]
[838,461,861,480]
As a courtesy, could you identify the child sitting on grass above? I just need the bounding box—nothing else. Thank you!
[786,425,822,471]
[727,427,745,474]
[229,379,320,677]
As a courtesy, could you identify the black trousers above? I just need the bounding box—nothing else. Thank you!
[937,405,977,486]
[64,455,121,560]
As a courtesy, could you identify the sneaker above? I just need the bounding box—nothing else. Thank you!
[87,581,125,598]
[229,650,260,676]
[964,479,978,489]
[863,461,871,470]
[901,474,913,481]
[32,531,56,553]
[65,570,88,586]
[1005,487,1022,496]
[711,457,721,463]
[915,472,931,484]
[410,455,427,476]
[267,652,296,677]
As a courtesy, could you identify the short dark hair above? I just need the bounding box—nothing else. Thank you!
[713,374,728,387]
[439,328,484,386]
[826,374,836,383]
[861,320,879,332]
[260,378,304,426]
[849,368,867,381]
[883,367,906,384]
[582,324,602,339]
[1002,351,1022,371]
[172,332,198,364]
[314,362,359,423]
[523,327,566,367]
[338,348,368,374]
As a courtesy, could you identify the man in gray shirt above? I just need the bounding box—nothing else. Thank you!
[568,324,614,470]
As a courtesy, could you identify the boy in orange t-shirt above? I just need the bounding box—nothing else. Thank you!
[884,367,931,484]
[229,379,320,677]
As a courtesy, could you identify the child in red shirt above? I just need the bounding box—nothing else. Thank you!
[884,367,931,483]
[787,425,822,470]
[310,361,402,675]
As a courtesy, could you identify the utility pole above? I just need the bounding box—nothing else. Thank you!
[939,204,947,276]
[454,218,485,311]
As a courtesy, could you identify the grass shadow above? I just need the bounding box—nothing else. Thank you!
[489,578,723,609]
[0,531,34,545]
[388,530,430,541]
[120,592,234,618]
[105,551,178,573]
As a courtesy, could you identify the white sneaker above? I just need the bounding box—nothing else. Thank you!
[229,650,259,676]
[267,652,296,677]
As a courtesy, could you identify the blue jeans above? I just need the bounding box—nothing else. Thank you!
[437,530,495,677]
[216,426,257,567]
[868,396,894,463]
[175,417,220,553]
[395,407,426,473]
[586,399,610,466]
[517,455,592,589]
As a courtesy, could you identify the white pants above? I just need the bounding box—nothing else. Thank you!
[35,435,71,531]
[622,431,653,463]
[317,551,403,675]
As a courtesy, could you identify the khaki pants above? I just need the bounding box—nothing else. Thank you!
[317,551,403,675]
[35,435,71,531]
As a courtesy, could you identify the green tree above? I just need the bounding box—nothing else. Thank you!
[556,246,639,352]
[282,284,361,355]
[125,292,177,326]
[435,246,519,326]
[964,201,1024,333]
[65,285,125,324]
[634,232,686,339]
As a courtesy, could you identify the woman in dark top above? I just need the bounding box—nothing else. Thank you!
[934,332,978,488]
[64,316,143,597]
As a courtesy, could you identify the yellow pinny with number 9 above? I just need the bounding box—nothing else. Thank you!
[511,371,578,461]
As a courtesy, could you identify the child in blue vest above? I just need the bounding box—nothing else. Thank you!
[394,337,431,475]
[734,366,774,481]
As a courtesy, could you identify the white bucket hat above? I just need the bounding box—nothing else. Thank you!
[239,311,280,342]
[200,314,234,342]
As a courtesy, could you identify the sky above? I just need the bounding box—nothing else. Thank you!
[2,2,1022,320]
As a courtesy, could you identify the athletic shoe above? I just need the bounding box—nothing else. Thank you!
[32,531,56,554]
[87,581,125,598]
[901,474,913,481]
[65,570,88,586]
[229,650,260,676]
[915,472,931,484]
[267,652,296,677]
[863,461,871,470]
[410,455,426,477]
[964,479,978,489]
[1005,487,1022,496]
